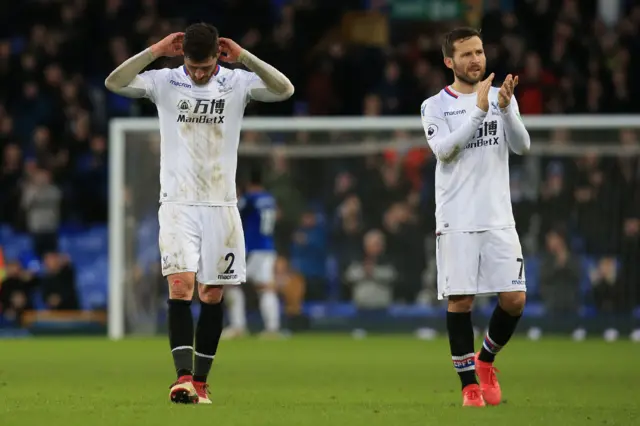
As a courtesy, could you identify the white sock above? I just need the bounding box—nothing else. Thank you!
[260,290,280,332]
[226,287,246,329]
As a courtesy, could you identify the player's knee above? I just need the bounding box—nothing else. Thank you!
[168,273,195,300]
[499,291,526,315]
[448,295,475,313]
[198,284,224,304]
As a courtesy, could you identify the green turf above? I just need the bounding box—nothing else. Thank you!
[1,335,638,425]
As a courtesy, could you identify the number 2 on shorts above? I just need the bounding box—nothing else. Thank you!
[224,252,235,274]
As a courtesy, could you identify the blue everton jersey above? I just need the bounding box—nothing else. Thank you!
[239,190,276,253]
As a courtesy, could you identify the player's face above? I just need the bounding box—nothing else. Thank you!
[449,36,486,85]
[184,57,218,85]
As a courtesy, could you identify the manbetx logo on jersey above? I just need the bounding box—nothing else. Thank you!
[464,119,499,149]
[176,98,226,124]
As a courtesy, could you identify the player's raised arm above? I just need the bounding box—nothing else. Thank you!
[421,73,494,163]
[218,38,294,102]
[104,32,184,98]
[498,74,530,155]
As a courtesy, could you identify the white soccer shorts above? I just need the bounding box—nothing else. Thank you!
[246,251,277,285]
[158,204,246,285]
[435,228,526,299]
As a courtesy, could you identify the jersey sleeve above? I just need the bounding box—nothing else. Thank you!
[421,97,487,163]
[421,98,448,152]
[235,69,289,103]
[244,71,264,101]
[137,69,163,103]
[501,96,530,155]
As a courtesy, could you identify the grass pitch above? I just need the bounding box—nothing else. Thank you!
[1,335,638,426]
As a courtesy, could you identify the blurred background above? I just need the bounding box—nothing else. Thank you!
[0,0,639,339]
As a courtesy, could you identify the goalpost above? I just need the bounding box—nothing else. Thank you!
[108,115,640,340]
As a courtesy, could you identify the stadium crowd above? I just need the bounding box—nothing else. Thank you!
[1,0,639,326]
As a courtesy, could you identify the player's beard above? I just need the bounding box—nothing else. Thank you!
[453,61,485,85]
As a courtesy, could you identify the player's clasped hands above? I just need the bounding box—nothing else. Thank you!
[476,72,495,112]
[498,74,519,109]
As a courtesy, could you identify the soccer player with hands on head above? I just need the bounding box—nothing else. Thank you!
[105,23,294,405]
[420,27,530,407]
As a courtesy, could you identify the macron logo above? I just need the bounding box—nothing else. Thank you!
[170,80,191,88]
[444,109,466,117]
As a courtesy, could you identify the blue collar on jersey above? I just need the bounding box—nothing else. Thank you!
[182,64,221,77]
[444,86,458,99]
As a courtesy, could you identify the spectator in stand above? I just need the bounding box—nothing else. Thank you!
[344,229,396,310]
[40,252,79,311]
[290,209,327,301]
[0,260,37,324]
[591,257,625,313]
[21,168,61,257]
[539,229,582,315]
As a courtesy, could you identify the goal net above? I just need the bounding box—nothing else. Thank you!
[108,116,640,340]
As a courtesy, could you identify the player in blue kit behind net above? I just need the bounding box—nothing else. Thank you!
[224,169,281,338]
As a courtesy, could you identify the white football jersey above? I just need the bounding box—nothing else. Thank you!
[421,85,520,234]
[139,65,262,206]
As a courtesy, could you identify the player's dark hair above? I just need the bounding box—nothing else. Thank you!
[183,23,219,62]
[249,168,263,186]
[442,27,482,58]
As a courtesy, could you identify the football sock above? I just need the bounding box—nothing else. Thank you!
[193,300,224,383]
[260,290,280,332]
[226,286,247,330]
[447,311,478,389]
[479,304,522,363]
[168,299,194,378]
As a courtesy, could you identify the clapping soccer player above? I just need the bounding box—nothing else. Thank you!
[420,27,530,407]
[105,23,294,404]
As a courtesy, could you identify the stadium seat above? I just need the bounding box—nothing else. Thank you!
[31,288,47,310]
[388,304,444,318]
[87,225,108,239]
[136,217,160,261]
[324,256,341,301]
[524,255,540,298]
[137,247,160,273]
[476,302,496,318]
[302,302,357,319]
[73,233,108,254]
[76,259,108,310]
[580,256,597,298]
[523,302,545,318]
[579,304,598,318]
[1,234,34,261]
[0,223,14,239]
